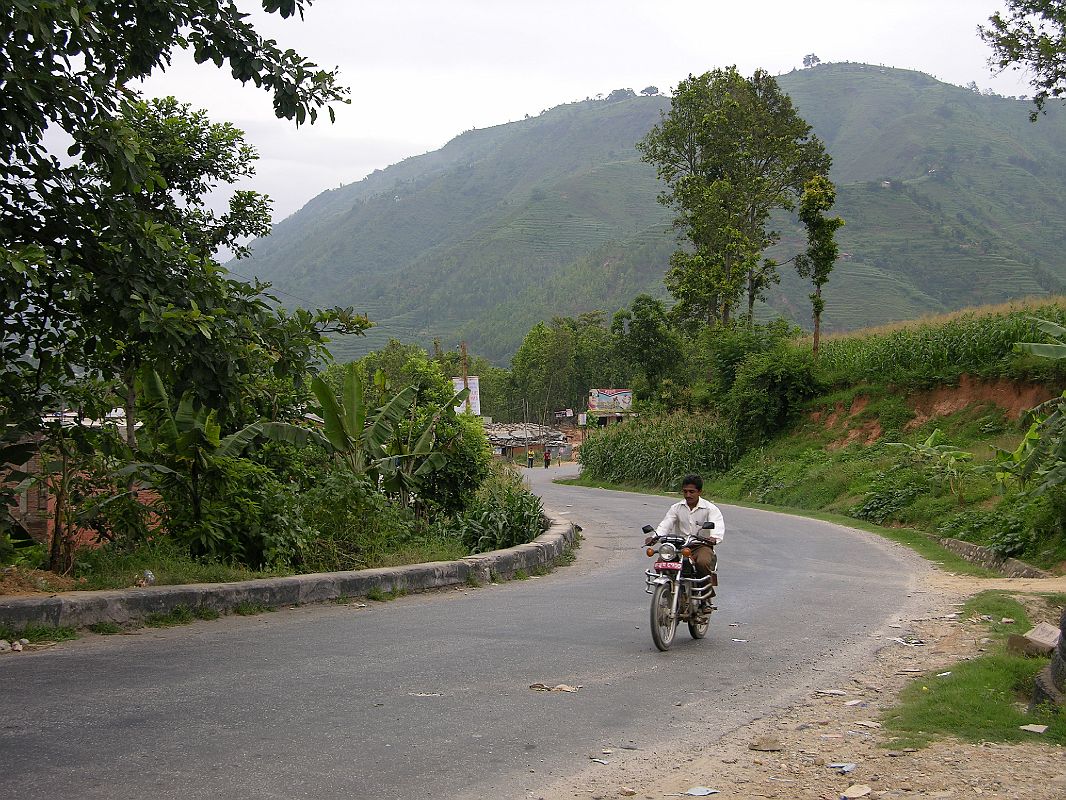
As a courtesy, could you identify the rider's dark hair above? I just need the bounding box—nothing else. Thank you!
[681,473,703,490]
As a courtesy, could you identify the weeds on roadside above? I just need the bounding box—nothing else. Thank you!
[0,624,78,642]
[881,592,1066,748]
[233,602,274,616]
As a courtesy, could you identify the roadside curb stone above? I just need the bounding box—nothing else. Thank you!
[937,537,1050,578]
[0,514,575,632]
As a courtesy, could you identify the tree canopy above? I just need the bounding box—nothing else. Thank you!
[637,68,831,327]
[1,2,353,433]
[981,1,1066,120]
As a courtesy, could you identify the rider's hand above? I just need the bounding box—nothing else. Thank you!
[644,535,657,546]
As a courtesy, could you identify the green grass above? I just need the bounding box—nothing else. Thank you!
[964,591,1033,634]
[882,654,1066,748]
[464,573,482,588]
[73,539,285,591]
[882,592,1065,748]
[0,624,78,642]
[365,587,407,602]
[513,569,529,580]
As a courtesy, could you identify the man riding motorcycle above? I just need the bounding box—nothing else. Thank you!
[644,473,724,581]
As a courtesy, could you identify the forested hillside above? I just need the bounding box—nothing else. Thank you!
[243,63,1066,362]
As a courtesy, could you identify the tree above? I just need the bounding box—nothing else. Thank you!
[605,88,637,102]
[641,86,660,96]
[802,53,821,68]
[637,68,830,327]
[795,175,844,356]
[611,295,681,391]
[0,1,350,443]
[980,1,1066,120]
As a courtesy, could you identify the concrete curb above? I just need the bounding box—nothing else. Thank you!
[938,537,1050,578]
[0,516,576,632]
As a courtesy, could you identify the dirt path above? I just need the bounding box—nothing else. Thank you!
[532,573,1066,800]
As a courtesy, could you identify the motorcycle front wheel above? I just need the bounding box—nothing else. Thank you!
[650,582,678,651]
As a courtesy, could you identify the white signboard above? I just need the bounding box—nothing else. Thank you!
[452,376,481,416]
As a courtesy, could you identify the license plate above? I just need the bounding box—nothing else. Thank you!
[656,561,682,570]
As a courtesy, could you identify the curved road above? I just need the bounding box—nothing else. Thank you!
[0,466,928,799]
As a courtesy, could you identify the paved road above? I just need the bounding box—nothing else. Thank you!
[0,466,927,799]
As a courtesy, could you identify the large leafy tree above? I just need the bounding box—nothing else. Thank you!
[637,68,831,327]
[981,1,1066,121]
[510,313,624,422]
[0,1,349,434]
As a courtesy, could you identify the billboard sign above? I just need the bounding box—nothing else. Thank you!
[588,388,633,413]
[452,376,481,416]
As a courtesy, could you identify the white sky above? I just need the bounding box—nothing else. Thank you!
[139,0,1029,223]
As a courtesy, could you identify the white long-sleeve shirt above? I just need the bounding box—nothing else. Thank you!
[655,496,725,544]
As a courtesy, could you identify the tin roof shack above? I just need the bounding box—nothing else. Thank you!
[484,423,568,461]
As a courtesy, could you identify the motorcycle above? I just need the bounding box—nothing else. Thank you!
[643,521,718,651]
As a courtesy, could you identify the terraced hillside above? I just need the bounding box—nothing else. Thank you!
[242,63,1066,362]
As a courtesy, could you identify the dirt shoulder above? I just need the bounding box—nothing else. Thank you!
[533,572,1066,800]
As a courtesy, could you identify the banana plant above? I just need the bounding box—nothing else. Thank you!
[310,362,468,504]
[310,362,417,475]
[996,317,1066,493]
[376,385,469,506]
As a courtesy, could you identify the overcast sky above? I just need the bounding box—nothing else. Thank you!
[139,0,1027,223]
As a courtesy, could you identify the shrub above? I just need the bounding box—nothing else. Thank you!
[416,414,492,515]
[727,344,821,444]
[295,472,416,572]
[441,464,546,554]
[158,455,310,569]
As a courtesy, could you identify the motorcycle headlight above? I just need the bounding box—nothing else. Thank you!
[658,542,677,560]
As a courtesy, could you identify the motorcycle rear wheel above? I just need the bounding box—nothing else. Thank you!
[688,606,710,639]
[650,583,678,651]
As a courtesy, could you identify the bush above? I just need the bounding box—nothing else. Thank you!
[727,344,821,444]
[441,464,546,554]
[158,455,310,568]
[295,471,417,572]
[417,414,492,515]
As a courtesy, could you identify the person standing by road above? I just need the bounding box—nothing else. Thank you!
[645,473,724,578]
[543,448,551,468]
[526,448,535,469]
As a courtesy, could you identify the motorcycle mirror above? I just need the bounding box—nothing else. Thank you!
[702,521,715,530]
[641,525,654,534]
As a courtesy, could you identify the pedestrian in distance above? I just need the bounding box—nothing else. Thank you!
[543,448,551,468]
[527,448,535,469]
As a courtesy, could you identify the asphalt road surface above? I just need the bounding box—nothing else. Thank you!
[0,466,927,799]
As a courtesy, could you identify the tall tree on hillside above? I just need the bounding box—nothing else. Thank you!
[637,68,830,328]
[794,176,844,356]
[981,1,1066,121]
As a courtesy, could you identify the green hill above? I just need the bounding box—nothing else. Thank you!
[242,63,1066,362]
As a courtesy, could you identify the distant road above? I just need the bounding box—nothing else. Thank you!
[0,465,925,800]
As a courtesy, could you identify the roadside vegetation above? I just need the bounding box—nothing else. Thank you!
[883,591,1066,748]
[577,300,1066,571]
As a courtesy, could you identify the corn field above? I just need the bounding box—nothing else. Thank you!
[578,414,737,486]
[817,302,1066,386]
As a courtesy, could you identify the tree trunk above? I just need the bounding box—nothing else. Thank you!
[812,288,822,357]
[124,369,138,449]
